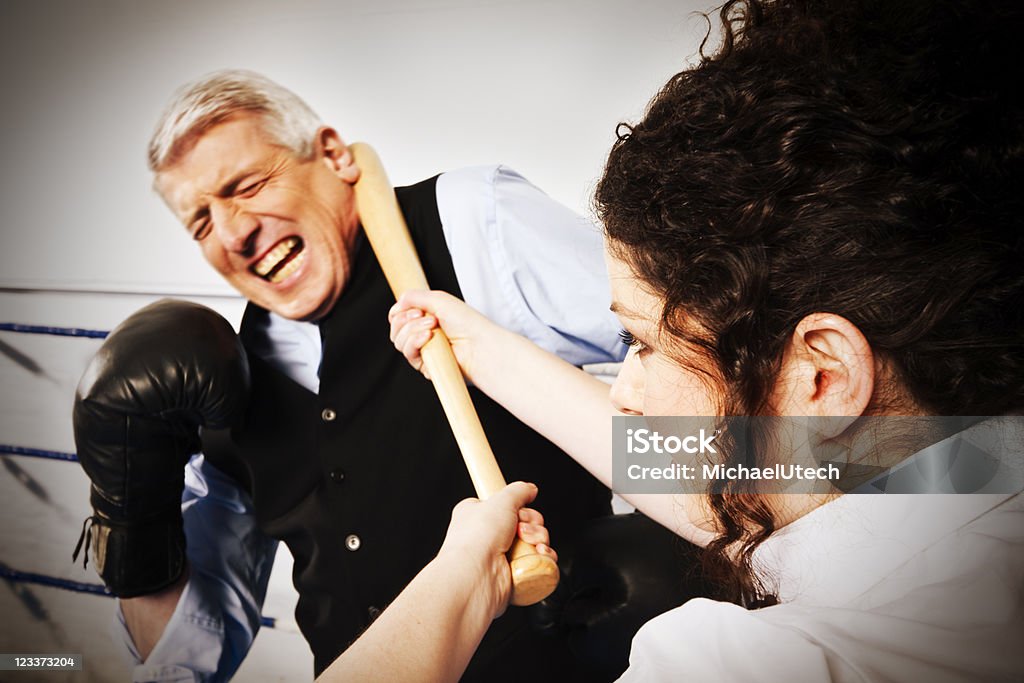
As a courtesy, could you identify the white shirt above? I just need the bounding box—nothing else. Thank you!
[620,420,1024,682]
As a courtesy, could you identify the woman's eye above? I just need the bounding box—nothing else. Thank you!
[618,329,647,352]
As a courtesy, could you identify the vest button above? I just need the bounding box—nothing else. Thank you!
[321,408,337,422]
[345,534,361,551]
[368,605,381,622]
[329,469,345,483]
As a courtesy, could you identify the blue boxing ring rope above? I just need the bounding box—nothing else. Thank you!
[0,324,99,462]
[0,321,279,630]
[0,322,108,339]
[0,445,78,462]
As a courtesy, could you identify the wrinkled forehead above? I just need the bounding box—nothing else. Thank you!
[153,115,288,220]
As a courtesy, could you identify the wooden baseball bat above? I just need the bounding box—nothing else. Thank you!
[350,142,559,606]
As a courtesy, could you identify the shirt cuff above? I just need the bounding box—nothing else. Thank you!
[114,578,224,683]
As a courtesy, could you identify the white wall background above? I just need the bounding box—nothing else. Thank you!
[0,1,715,680]
[0,0,714,303]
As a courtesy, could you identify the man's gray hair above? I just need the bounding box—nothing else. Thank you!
[148,69,323,172]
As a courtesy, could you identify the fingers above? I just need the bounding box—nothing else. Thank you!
[388,292,451,372]
[445,484,557,566]
[389,306,432,344]
[389,289,459,318]
[518,518,551,549]
[496,484,556,558]
[533,542,557,563]
[392,312,437,369]
[517,518,556,563]
[518,507,544,525]
[388,296,440,373]
[510,494,557,560]
[387,289,459,325]
[387,299,420,327]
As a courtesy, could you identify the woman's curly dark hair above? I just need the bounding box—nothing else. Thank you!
[595,0,1024,606]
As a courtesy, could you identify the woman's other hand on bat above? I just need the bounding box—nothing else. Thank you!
[436,481,557,620]
[388,290,505,384]
[316,482,556,682]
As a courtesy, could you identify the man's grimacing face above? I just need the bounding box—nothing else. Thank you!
[156,113,360,321]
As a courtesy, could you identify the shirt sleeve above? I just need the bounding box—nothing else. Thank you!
[114,454,278,683]
[436,165,627,366]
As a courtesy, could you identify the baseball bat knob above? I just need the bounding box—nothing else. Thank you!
[509,543,560,606]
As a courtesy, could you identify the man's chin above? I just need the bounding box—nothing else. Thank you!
[270,302,326,322]
[264,291,338,323]
[235,275,342,322]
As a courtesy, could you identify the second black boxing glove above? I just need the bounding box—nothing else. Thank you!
[72,299,249,598]
[531,512,714,682]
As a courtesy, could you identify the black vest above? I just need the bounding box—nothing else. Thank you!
[203,177,611,680]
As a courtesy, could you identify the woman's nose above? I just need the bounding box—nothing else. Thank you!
[610,347,644,415]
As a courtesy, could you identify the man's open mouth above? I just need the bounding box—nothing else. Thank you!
[252,237,305,283]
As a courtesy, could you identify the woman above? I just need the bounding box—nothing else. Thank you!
[324,0,1023,680]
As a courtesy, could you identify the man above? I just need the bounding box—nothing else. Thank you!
[81,70,623,681]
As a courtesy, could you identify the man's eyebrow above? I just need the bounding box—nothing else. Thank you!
[185,168,260,226]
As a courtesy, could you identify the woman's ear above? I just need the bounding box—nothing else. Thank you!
[772,313,874,423]
[316,127,360,183]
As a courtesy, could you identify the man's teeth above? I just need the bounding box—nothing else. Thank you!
[254,237,300,277]
[269,249,304,284]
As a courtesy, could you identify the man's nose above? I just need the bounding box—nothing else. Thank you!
[210,201,259,255]
[609,347,644,415]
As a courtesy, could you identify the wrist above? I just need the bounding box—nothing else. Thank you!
[120,564,189,661]
[432,548,510,622]
[461,323,518,390]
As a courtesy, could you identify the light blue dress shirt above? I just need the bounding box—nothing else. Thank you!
[116,165,625,682]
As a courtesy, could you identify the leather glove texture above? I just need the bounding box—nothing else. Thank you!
[72,299,249,597]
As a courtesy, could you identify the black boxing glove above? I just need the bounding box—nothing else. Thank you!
[72,299,249,598]
[530,512,713,682]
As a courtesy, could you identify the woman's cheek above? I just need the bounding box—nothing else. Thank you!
[644,354,720,417]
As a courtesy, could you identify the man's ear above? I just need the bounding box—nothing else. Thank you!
[316,127,360,183]
[772,313,874,423]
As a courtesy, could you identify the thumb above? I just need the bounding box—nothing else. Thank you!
[489,481,539,512]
